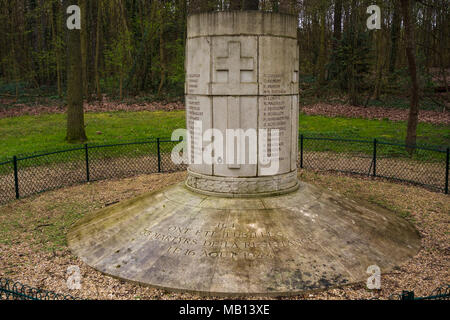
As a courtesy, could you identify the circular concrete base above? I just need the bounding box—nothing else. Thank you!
[67,181,420,296]
[185,169,300,198]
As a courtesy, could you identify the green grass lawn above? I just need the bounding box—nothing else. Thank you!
[0,111,185,160]
[299,115,450,147]
[0,110,448,162]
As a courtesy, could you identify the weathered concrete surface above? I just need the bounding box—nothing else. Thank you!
[187,11,298,39]
[186,169,299,197]
[67,181,421,296]
[185,11,300,195]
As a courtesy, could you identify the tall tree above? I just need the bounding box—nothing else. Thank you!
[230,0,242,10]
[66,0,87,143]
[94,0,102,101]
[316,1,327,85]
[80,0,89,99]
[279,0,293,13]
[333,0,342,46]
[389,0,401,74]
[50,0,63,98]
[243,0,259,10]
[400,0,419,151]
[372,1,385,101]
[157,1,166,96]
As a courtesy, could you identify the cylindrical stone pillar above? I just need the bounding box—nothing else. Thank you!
[185,11,299,197]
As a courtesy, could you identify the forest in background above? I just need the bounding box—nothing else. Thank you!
[0,0,448,109]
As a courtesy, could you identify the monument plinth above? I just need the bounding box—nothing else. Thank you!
[68,11,420,297]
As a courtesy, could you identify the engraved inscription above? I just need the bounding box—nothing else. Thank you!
[262,74,287,95]
[140,223,309,260]
[187,73,200,93]
[186,96,203,164]
[260,96,290,167]
[185,37,211,94]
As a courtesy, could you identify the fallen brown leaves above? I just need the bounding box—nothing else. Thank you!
[0,100,185,119]
[2,100,449,126]
[0,171,448,300]
[301,103,450,125]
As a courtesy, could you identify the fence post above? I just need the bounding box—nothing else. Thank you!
[84,144,90,182]
[300,134,304,169]
[157,138,162,173]
[445,147,449,194]
[401,290,415,301]
[13,156,19,199]
[372,138,377,177]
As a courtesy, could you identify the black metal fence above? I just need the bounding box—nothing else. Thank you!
[389,285,450,301]
[0,278,78,300]
[300,135,449,194]
[0,277,448,301]
[0,135,448,204]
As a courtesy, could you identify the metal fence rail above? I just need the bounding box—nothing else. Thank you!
[0,135,448,204]
[300,135,449,194]
[0,278,78,300]
[389,285,450,301]
[0,277,448,301]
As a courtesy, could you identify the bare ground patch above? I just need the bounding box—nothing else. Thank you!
[0,171,448,300]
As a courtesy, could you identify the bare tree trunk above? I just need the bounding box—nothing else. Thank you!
[12,44,19,101]
[243,0,259,10]
[156,1,166,96]
[66,1,87,143]
[118,0,130,100]
[230,0,241,10]
[389,0,400,74]
[120,66,124,100]
[333,0,342,47]
[373,29,384,100]
[349,0,359,106]
[400,0,419,153]
[95,0,102,101]
[157,28,166,96]
[80,0,89,99]
[328,0,342,80]
[279,0,292,13]
[51,1,62,98]
[438,51,448,111]
[317,4,327,85]
[437,3,448,109]
[10,3,19,101]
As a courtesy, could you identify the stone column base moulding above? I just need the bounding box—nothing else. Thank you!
[185,169,299,197]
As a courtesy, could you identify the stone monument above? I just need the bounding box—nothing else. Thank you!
[184,11,299,197]
[68,11,420,296]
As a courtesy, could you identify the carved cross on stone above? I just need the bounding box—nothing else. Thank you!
[216,41,254,85]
